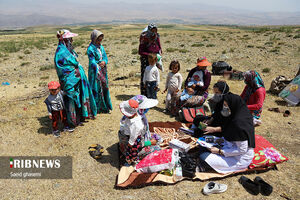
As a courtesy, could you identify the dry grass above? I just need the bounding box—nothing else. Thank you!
[0,24,299,200]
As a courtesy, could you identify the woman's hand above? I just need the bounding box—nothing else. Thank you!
[75,68,81,78]
[209,147,220,154]
[99,61,106,67]
[203,118,213,125]
[203,126,216,134]
[150,139,157,145]
[204,126,221,134]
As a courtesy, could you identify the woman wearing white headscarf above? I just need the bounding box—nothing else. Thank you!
[55,29,97,127]
[87,29,112,113]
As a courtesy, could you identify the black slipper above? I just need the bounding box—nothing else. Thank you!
[254,176,273,196]
[238,176,260,195]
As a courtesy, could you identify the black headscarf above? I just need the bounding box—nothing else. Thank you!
[222,93,255,148]
[214,81,230,95]
[211,81,230,125]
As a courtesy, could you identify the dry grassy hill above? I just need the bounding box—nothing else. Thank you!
[0,24,299,199]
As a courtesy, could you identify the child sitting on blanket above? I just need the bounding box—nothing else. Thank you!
[119,96,158,165]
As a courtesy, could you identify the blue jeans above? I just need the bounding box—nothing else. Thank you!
[146,81,157,99]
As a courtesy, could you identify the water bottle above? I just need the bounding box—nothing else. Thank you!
[173,162,183,182]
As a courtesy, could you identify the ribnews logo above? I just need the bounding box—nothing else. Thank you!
[9,158,61,169]
[1,156,72,179]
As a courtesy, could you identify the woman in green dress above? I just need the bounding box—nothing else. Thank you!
[87,30,112,113]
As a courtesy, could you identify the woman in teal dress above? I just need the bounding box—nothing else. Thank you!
[87,30,112,113]
[54,29,97,127]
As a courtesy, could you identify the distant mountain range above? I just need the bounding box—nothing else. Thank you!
[0,1,299,29]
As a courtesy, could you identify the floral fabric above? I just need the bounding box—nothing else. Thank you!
[249,135,288,168]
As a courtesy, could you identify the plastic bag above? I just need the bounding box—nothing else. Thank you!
[135,149,179,173]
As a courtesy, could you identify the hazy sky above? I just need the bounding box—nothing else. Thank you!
[1,0,300,12]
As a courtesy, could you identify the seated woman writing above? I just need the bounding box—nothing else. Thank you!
[197,84,255,174]
[180,57,211,107]
[241,70,266,126]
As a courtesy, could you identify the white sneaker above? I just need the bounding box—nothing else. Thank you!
[202,182,227,195]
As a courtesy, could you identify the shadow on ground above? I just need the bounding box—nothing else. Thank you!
[152,106,165,113]
[96,143,120,169]
[115,94,135,101]
[37,116,52,135]
[275,100,288,106]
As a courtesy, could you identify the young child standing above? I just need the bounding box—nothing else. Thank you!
[44,81,74,137]
[163,60,183,113]
[143,53,160,99]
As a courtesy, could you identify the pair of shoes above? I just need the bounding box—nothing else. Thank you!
[202,181,227,195]
[63,127,75,132]
[88,144,104,159]
[268,107,281,113]
[239,176,273,196]
[52,130,60,137]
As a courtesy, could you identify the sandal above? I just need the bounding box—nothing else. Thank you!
[254,176,273,196]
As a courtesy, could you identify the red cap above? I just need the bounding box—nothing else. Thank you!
[128,99,139,108]
[48,81,60,89]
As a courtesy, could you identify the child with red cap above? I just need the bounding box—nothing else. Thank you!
[44,81,74,137]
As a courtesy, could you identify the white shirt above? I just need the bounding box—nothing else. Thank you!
[120,114,146,145]
[165,72,183,92]
[44,91,65,115]
[204,140,254,174]
[143,65,160,86]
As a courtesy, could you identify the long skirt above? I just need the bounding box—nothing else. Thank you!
[140,56,148,96]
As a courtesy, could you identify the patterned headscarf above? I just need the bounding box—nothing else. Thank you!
[56,29,78,52]
[90,29,104,44]
[243,70,265,102]
[146,23,158,40]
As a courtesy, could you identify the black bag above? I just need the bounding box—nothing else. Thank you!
[179,152,196,178]
[212,61,232,75]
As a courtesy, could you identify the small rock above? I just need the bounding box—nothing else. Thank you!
[53,183,60,189]
[122,195,134,200]
[186,193,192,198]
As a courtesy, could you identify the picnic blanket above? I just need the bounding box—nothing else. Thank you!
[116,121,288,188]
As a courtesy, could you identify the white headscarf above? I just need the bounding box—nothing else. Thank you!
[91,29,104,44]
